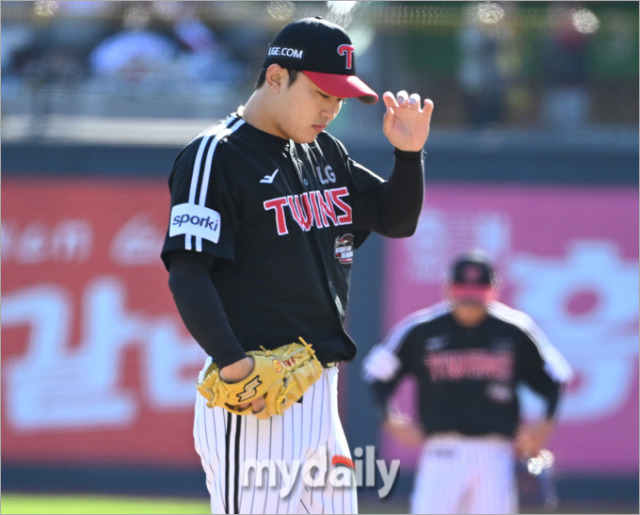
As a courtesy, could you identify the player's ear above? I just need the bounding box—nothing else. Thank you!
[265,64,285,93]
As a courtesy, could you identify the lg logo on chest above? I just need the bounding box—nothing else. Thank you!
[316,165,336,185]
[264,187,352,235]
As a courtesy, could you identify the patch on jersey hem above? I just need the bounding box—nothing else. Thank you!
[169,203,221,244]
[486,382,513,403]
[334,234,354,264]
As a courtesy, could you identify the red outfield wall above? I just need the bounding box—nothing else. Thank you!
[2,179,202,466]
[2,180,638,474]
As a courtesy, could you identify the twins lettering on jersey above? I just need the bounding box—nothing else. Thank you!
[425,350,514,382]
[264,187,352,236]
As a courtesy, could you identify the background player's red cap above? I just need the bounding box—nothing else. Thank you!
[448,252,497,303]
[262,17,379,104]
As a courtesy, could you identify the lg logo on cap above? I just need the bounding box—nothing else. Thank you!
[337,44,354,70]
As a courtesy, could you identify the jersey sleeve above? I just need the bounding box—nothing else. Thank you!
[512,309,573,419]
[161,135,238,270]
[347,157,386,227]
[362,314,422,420]
[343,146,424,241]
[317,133,424,245]
[168,251,247,367]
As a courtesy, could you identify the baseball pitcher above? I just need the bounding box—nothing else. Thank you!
[161,17,433,514]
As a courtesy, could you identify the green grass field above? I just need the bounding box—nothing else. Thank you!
[0,494,408,514]
[0,494,406,514]
[0,494,211,515]
[2,493,636,514]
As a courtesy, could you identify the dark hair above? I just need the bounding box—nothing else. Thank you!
[255,66,300,89]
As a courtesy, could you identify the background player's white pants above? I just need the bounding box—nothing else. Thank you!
[410,434,517,515]
[194,362,357,515]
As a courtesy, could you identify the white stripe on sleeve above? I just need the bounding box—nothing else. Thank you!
[362,345,401,383]
[183,115,244,253]
[362,301,450,383]
[488,302,573,383]
[381,301,450,353]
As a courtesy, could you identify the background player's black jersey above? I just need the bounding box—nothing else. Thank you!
[162,114,423,365]
[363,301,572,438]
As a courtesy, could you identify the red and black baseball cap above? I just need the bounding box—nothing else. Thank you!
[262,17,379,104]
[448,252,497,304]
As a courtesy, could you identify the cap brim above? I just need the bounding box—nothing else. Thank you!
[450,284,494,304]
[303,71,379,104]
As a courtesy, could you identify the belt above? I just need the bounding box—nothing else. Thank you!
[430,431,512,443]
[322,361,337,368]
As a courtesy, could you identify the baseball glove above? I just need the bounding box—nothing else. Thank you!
[197,337,323,419]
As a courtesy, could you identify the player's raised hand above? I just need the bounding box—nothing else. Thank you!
[382,90,434,152]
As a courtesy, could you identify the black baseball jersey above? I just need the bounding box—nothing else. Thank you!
[363,301,572,438]
[161,113,423,365]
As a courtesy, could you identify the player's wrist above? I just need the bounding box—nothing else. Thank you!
[220,356,254,383]
[393,147,424,159]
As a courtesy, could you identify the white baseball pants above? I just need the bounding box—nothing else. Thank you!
[410,434,517,514]
[194,361,357,514]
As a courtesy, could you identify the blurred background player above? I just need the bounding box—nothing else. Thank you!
[362,251,572,514]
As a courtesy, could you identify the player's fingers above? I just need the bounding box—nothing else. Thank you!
[408,93,421,108]
[382,91,399,111]
[422,98,434,119]
[228,397,264,414]
[251,396,266,415]
[396,90,409,106]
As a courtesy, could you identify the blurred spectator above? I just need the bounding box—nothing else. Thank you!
[88,2,243,85]
[56,0,112,16]
[1,23,36,76]
[2,3,95,121]
[457,2,519,128]
[89,5,177,82]
[171,13,244,84]
[540,4,595,128]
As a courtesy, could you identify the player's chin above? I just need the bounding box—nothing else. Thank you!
[455,298,488,307]
[290,128,322,144]
[293,133,318,144]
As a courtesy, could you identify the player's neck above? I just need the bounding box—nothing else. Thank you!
[451,307,488,328]
[241,91,288,141]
